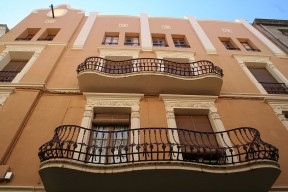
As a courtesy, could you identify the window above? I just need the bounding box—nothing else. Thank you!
[152,35,168,47]
[103,33,119,45]
[15,28,40,41]
[175,112,220,163]
[125,33,139,46]
[238,38,261,52]
[219,37,240,50]
[248,67,288,94]
[38,28,60,41]
[87,113,130,164]
[0,60,27,82]
[279,29,288,36]
[172,35,190,48]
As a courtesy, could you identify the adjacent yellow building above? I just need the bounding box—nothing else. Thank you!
[0,5,288,192]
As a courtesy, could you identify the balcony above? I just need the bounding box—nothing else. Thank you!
[260,82,288,94]
[39,126,280,192]
[0,71,19,82]
[76,57,224,95]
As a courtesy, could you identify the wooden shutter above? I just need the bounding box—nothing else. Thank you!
[175,115,217,147]
[2,61,27,72]
[248,68,278,83]
[92,114,130,125]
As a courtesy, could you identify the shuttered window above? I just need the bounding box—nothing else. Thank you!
[92,114,130,126]
[2,61,27,72]
[88,113,130,164]
[248,68,278,83]
[175,115,219,162]
[0,61,28,82]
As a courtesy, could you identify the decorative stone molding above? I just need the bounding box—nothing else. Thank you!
[161,25,171,29]
[265,98,288,130]
[82,93,143,129]
[0,88,14,107]
[233,54,270,64]
[160,94,223,131]
[160,94,235,162]
[155,50,196,62]
[99,48,140,59]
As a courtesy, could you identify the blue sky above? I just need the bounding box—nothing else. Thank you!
[1,0,288,29]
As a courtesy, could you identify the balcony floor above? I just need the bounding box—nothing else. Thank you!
[40,160,280,192]
[77,72,223,95]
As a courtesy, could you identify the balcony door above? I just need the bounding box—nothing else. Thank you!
[175,115,220,162]
[88,114,130,164]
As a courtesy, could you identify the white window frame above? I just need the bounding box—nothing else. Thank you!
[0,88,14,107]
[266,98,288,130]
[233,54,288,94]
[0,45,44,83]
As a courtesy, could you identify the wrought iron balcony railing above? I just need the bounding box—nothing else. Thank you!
[76,57,223,77]
[0,71,19,82]
[38,126,278,165]
[260,82,288,94]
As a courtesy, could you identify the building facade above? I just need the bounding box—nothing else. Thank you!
[0,5,288,192]
[253,19,288,54]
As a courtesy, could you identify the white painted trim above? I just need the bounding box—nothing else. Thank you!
[185,16,217,54]
[265,98,288,130]
[0,45,45,83]
[155,50,196,62]
[0,88,14,107]
[236,19,286,57]
[233,54,288,94]
[72,12,99,49]
[140,13,153,51]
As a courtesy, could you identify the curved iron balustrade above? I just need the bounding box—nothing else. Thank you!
[38,126,278,165]
[76,57,223,77]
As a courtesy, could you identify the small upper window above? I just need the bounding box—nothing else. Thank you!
[172,35,190,48]
[37,28,60,41]
[152,35,168,47]
[103,33,119,45]
[238,38,261,52]
[125,33,139,46]
[219,37,240,50]
[15,28,40,41]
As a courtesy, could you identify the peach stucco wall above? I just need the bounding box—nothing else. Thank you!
[3,93,85,186]
[216,98,288,186]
